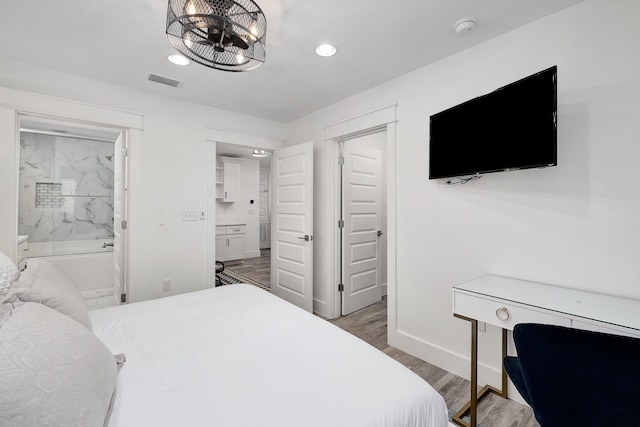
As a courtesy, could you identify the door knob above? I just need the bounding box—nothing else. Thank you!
[377,230,384,237]
[297,235,313,242]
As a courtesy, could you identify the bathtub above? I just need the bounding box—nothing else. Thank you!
[24,240,118,309]
[27,238,114,258]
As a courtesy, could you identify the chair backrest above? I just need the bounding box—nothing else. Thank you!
[511,323,640,427]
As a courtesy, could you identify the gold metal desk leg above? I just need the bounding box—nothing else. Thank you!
[452,315,508,427]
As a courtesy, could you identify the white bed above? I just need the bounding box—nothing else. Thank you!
[90,284,448,427]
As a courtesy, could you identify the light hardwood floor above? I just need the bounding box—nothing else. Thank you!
[330,298,540,427]
[224,249,271,287]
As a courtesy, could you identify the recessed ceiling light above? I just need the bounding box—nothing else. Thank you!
[168,54,190,65]
[315,43,337,57]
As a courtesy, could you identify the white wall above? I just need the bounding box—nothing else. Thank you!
[216,157,261,258]
[0,59,286,303]
[288,0,640,389]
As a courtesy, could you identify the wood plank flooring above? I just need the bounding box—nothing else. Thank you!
[224,249,271,287]
[330,298,540,427]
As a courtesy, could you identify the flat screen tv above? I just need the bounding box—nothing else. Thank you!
[429,66,557,180]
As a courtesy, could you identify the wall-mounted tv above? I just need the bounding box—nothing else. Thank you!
[429,66,557,180]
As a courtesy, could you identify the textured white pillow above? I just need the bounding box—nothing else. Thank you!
[0,252,19,295]
[10,258,92,330]
[0,302,118,427]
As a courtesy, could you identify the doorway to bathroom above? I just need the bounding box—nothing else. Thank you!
[17,114,129,307]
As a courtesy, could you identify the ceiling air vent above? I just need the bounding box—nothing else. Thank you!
[147,73,182,88]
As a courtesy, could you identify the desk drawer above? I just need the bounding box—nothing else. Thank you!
[225,225,245,235]
[454,292,571,330]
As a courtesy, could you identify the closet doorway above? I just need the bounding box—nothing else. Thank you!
[337,129,388,315]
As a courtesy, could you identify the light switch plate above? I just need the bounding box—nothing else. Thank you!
[181,211,199,221]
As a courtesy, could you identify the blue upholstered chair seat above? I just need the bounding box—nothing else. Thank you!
[504,323,640,427]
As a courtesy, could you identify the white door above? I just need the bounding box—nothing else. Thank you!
[215,236,224,260]
[342,143,382,315]
[226,234,245,260]
[271,142,313,312]
[112,132,127,303]
[222,160,240,202]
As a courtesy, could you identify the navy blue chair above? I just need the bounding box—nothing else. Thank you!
[504,323,640,427]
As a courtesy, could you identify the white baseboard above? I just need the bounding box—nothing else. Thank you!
[313,298,332,319]
[388,329,527,405]
[245,250,261,258]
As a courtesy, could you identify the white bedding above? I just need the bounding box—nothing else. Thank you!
[90,284,448,427]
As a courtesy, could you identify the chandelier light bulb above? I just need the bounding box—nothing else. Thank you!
[186,1,197,15]
[249,16,258,40]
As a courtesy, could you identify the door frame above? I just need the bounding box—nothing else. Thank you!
[3,105,142,302]
[0,88,143,265]
[324,104,397,319]
[205,127,284,287]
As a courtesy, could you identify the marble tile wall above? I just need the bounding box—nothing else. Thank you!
[18,132,115,243]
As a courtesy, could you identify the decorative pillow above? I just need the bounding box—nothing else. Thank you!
[10,258,92,330]
[0,302,118,427]
[0,252,20,295]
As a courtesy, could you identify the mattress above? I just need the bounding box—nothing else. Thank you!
[90,284,448,427]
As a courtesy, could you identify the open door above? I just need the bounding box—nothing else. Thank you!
[270,142,313,312]
[113,132,127,303]
[341,142,382,315]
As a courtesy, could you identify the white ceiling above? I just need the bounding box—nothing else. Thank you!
[0,0,584,123]
[217,142,272,167]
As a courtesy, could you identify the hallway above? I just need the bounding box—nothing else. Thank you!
[225,249,270,288]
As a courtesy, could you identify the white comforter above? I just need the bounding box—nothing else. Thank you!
[90,284,448,427]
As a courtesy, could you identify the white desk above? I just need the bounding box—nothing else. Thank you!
[451,275,640,427]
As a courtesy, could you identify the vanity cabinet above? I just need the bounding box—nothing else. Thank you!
[216,157,240,203]
[215,225,246,261]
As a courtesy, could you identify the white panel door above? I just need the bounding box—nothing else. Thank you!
[112,132,127,303]
[342,143,382,315]
[271,142,313,312]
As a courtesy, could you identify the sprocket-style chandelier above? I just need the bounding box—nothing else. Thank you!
[166,0,266,72]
